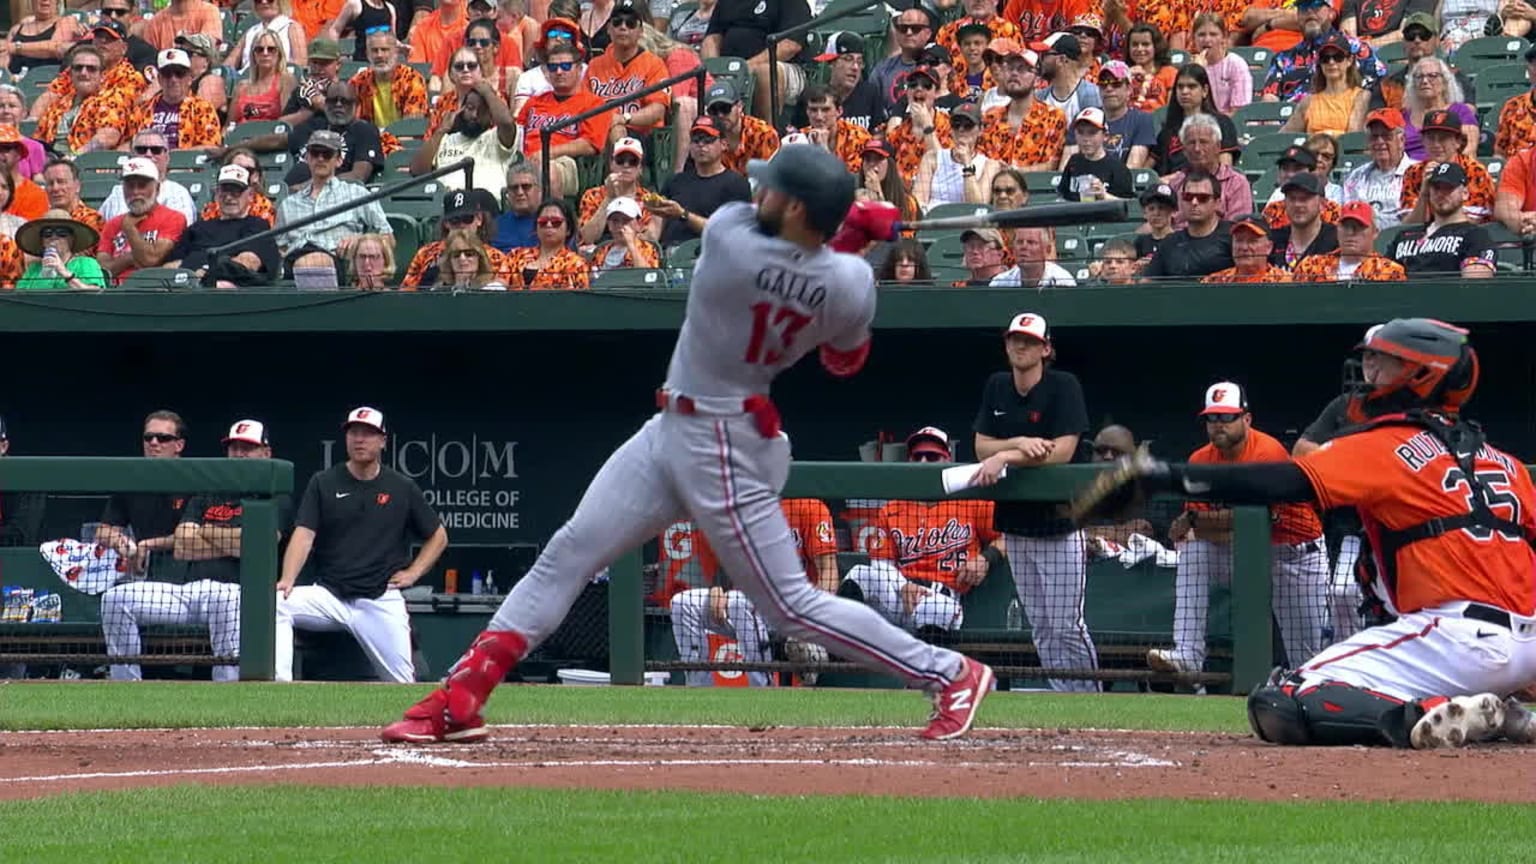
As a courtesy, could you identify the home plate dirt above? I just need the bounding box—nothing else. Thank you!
[0,725,1530,801]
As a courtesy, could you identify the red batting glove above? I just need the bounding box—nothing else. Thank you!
[828,200,902,253]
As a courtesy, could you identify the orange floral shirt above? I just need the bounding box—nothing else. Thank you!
[129,95,222,147]
[48,59,147,105]
[1129,67,1173,112]
[379,130,403,156]
[1290,252,1407,281]
[1263,197,1341,230]
[721,115,780,175]
[38,90,133,155]
[1399,156,1495,221]
[0,237,21,289]
[977,101,1065,168]
[578,186,655,233]
[1495,93,1536,158]
[426,90,460,139]
[401,240,514,288]
[935,16,1023,54]
[889,112,952,182]
[199,192,277,226]
[1201,265,1293,283]
[506,246,591,290]
[1141,0,1196,49]
[71,202,104,233]
[833,120,872,173]
[590,238,662,271]
[351,65,431,126]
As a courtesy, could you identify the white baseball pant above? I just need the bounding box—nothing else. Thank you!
[1291,602,1536,700]
[843,560,964,632]
[484,411,966,689]
[670,588,773,687]
[1328,535,1364,641]
[275,585,414,683]
[1005,532,1100,692]
[100,580,241,682]
[1167,538,1330,670]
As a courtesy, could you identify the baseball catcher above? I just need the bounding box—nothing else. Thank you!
[1071,319,1536,748]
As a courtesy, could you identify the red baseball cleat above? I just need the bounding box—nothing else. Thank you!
[380,689,490,744]
[920,657,994,741]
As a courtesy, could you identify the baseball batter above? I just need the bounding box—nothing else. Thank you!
[103,419,287,682]
[1146,383,1329,678]
[1076,319,1536,748]
[842,427,1002,634]
[382,145,994,744]
[670,497,840,687]
[971,313,1099,692]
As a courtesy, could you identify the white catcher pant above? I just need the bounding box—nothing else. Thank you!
[275,585,414,683]
[1005,532,1099,693]
[485,411,965,688]
[100,579,241,682]
[670,588,773,687]
[1293,602,1536,701]
[844,560,964,632]
[1168,538,1330,670]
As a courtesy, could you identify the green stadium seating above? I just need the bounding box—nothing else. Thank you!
[386,213,420,282]
[118,268,200,291]
[1233,101,1296,130]
[80,176,117,208]
[386,116,429,141]
[667,237,701,269]
[592,267,669,289]
[1230,46,1272,71]
[1376,41,1409,67]
[1336,130,1367,155]
[1239,132,1309,171]
[74,151,125,176]
[226,120,289,147]
[1375,223,1410,257]
[922,202,991,223]
[1456,36,1531,77]
[1055,227,1087,263]
[926,234,968,267]
[169,150,213,172]
[1475,63,1530,113]
[383,150,416,176]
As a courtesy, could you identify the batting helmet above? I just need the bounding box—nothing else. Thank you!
[1346,317,1479,421]
[747,144,856,238]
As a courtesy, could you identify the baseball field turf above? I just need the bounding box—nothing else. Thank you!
[1,684,1530,863]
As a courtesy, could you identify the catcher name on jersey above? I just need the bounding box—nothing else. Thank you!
[1394,430,1519,476]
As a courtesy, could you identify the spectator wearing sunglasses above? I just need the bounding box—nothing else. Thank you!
[871,6,936,113]
[975,42,1066,172]
[1141,170,1233,280]
[230,28,298,124]
[493,161,543,251]
[346,29,427,128]
[425,45,494,137]
[652,116,749,247]
[463,18,520,108]
[230,0,309,72]
[99,131,198,224]
[97,157,189,280]
[698,79,776,175]
[240,80,384,186]
[173,34,229,115]
[586,0,670,141]
[34,44,134,157]
[0,0,84,77]
[95,410,190,584]
[324,0,397,61]
[517,39,610,199]
[166,164,281,288]
[1200,215,1292,284]
[577,137,659,245]
[31,21,146,123]
[410,0,471,84]
[142,0,221,52]
[129,49,223,152]
[506,199,590,289]
[15,209,107,291]
[0,125,45,220]
[403,188,511,288]
[508,15,585,117]
[276,128,392,287]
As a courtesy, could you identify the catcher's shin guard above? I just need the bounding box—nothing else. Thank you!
[443,630,527,724]
[1248,677,1422,748]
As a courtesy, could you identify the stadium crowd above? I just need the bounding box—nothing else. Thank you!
[0,0,1530,287]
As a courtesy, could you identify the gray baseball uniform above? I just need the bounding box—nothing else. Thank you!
[484,203,965,688]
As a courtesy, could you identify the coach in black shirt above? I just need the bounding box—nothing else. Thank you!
[275,406,448,683]
[97,410,190,583]
[969,313,1101,692]
[1141,171,1233,280]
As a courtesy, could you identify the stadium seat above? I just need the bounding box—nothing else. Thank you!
[257,151,291,176]
[386,116,428,141]
[386,197,440,221]
[926,264,969,286]
[1336,130,1367,154]
[388,177,442,201]
[592,267,669,289]
[1230,46,1271,71]
[118,268,200,291]
[169,150,213,172]
[80,176,116,207]
[667,237,701,269]
[1456,36,1530,77]
[1374,223,1410,257]
[1233,102,1296,130]
[385,213,420,282]
[1022,170,1061,194]
[926,234,968,267]
[1129,168,1156,191]
[227,120,289,147]
[1376,41,1409,67]
[923,202,991,222]
[75,151,125,176]
[383,150,416,176]
[1168,50,1190,67]
[341,60,366,81]
[17,118,36,139]
[1475,63,1530,113]
[1055,227,1087,263]
[1486,155,1506,181]
[1239,132,1309,169]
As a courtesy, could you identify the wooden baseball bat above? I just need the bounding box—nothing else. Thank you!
[896,200,1130,234]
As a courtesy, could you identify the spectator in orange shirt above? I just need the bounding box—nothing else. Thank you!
[131,48,223,151]
[141,0,222,51]
[577,136,658,244]
[465,16,521,107]
[976,42,1065,171]
[703,79,778,174]
[948,23,995,102]
[42,159,105,232]
[1004,0,1092,43]
[1495,134,1536,236]
[885,66,952,181]
[585,0,670,142]
[292,0,344,41]
[1291,201,1407,281]
[35,46,133,156]
[0,125,46,220]
[800,82,872,173]
[1400,109,1494,224]
[1200,215,1290,283]
[412,0,471,86]
[403,189,509,288]
[937,0,1022,53]
[31,22,146,122]
[842,427,1002,634]
[1125,23,1175,111]
[507,200,590,289]
[350,29,429,126]
[516,38,612,198]
[590,196,662,274]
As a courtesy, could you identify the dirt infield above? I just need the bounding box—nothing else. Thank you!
[0,724,1532,802]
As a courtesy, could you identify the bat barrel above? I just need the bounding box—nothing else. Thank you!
[897,200,1130,234]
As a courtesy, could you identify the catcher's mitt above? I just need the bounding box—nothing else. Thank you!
[1068,443,1167,524]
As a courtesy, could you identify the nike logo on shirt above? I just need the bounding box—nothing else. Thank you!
[335,492,351,498]
[992,410,1006,416]
[1476,630,1497,639]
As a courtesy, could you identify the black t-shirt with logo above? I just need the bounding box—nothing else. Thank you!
[1269,222,1339,269]
[973,368,1090,537]
[180,494,295,584]
[1141,223,1234,279]
[786,78,887,131]
[1342,0,1436,39]
[101,492,188,581]
[1395,222,1496,275]
[294,464,440,600]
[706,0,812,62]
[284,117,386,186]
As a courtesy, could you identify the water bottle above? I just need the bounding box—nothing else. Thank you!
[484,570,497,596]
[470,570,484,595]
[1005,597,1024,631]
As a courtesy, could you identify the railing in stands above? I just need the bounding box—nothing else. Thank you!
[535,65,708,198]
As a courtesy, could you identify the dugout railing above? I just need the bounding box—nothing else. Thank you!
[614,462,1282,694]
[0,457,292,680]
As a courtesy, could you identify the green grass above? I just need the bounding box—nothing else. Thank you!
[0,682,1255,733]
[0,786,1530,863]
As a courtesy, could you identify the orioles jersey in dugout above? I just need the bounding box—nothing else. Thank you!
[867,500,999,592]
[1186,428,1324,545]
[689,498,839,584]
[1296,422,1536,617]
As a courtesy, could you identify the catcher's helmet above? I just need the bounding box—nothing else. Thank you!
[1346,317,1479,421]
[747,144,856,238]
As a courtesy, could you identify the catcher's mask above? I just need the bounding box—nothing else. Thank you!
[1345,318,1478,423]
